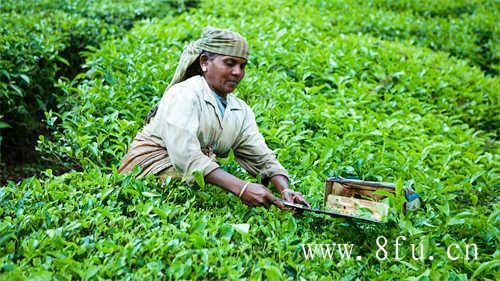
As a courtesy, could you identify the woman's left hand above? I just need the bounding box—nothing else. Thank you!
[281,188,311,208]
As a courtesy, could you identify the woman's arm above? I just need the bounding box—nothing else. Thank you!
[205,168,285,209]
[232,104,311,207]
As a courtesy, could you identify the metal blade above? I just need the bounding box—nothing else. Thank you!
[281,200,382,223]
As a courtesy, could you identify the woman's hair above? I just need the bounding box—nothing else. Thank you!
[182,50,218,81]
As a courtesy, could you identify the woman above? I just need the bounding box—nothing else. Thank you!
[119,27,310,209]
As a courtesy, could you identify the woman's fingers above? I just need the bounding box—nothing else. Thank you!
[241,184,309,210]
[241,183,271,208]
[282,190,294,203]
[281,189,311,208]
[292,193,311,208]
[260,189,284,209]
[281,192,308,214]
[267,193,286,210]
[260,197,271,208]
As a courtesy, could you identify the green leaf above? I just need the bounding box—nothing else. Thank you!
[84,266,99,280]
[0,121,12,129]
[9,84,22,95]
[265,265,282,281]
[472,260,500,279]
[19,74,30,84]
[193,170,205,188]
[219,224,234,241]
[141,191,160,198]
[27,270,52,281]
[231,223,250,235]
[56,55,70,66]
[447,218,465,226]
[0,232,16,246]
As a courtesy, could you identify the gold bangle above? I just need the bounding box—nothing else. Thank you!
[239,182,250,198]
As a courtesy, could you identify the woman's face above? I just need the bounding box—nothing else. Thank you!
[200,54,247,96]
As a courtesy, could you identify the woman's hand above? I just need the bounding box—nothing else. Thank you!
[270,175,311,208]
[204,169,295,210]
[239,183,286,209]
[280,188,311,208]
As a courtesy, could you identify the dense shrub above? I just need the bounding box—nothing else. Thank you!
[0,0,196,164]
[39,0,499,170]
[1,0,198,30]
[20,0,500,278]
[1,0,498,279]
[0,11,116,131]
[332,0,499,76]
[368,0,483,17]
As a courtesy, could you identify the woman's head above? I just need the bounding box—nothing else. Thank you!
[200,51,247,96]
[168,27,249,92]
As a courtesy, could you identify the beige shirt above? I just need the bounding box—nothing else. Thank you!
[142,75,288,180]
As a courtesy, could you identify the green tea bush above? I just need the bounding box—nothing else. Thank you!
[39,0,499,169]
[0,0,195,163]
[368,0,482,17]
[0,11,116,131]
[332,0,499,76]
[1,0,198,30]
[3,0,499,279]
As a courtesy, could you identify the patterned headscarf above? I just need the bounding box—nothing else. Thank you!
[167,26,249,89]
[144,27,249,124]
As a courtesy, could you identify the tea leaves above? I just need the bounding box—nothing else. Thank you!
[2,0,499,279]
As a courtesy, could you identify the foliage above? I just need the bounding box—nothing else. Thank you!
[1,0,198,30]
[2,0,500,279]
[0,0,195,156]
[0,11,115,133]
[355,0,499,75]
[308,0,499,76]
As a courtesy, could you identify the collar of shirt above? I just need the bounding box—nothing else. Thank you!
[212,90,227,119]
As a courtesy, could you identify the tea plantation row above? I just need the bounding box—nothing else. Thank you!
[2,0,499,279]
[358,0,498,76]
[0,0,197,169]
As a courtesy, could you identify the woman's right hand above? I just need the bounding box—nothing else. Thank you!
[240,183,286,210]
[204,169,286,210]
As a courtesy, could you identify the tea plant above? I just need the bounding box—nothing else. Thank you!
[0,0,196,166]
[2,0,499,279]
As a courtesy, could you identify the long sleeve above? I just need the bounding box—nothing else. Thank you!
[233,104,289,180]
[148,84,219,179]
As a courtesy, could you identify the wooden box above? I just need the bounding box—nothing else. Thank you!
[323,177,396,223]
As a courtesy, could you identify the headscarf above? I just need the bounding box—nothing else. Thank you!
[145,27,249,124]
[167,26,249,89]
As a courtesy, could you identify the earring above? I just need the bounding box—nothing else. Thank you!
[202,67,207,72]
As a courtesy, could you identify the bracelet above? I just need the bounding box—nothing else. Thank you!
[239,182,250,198]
